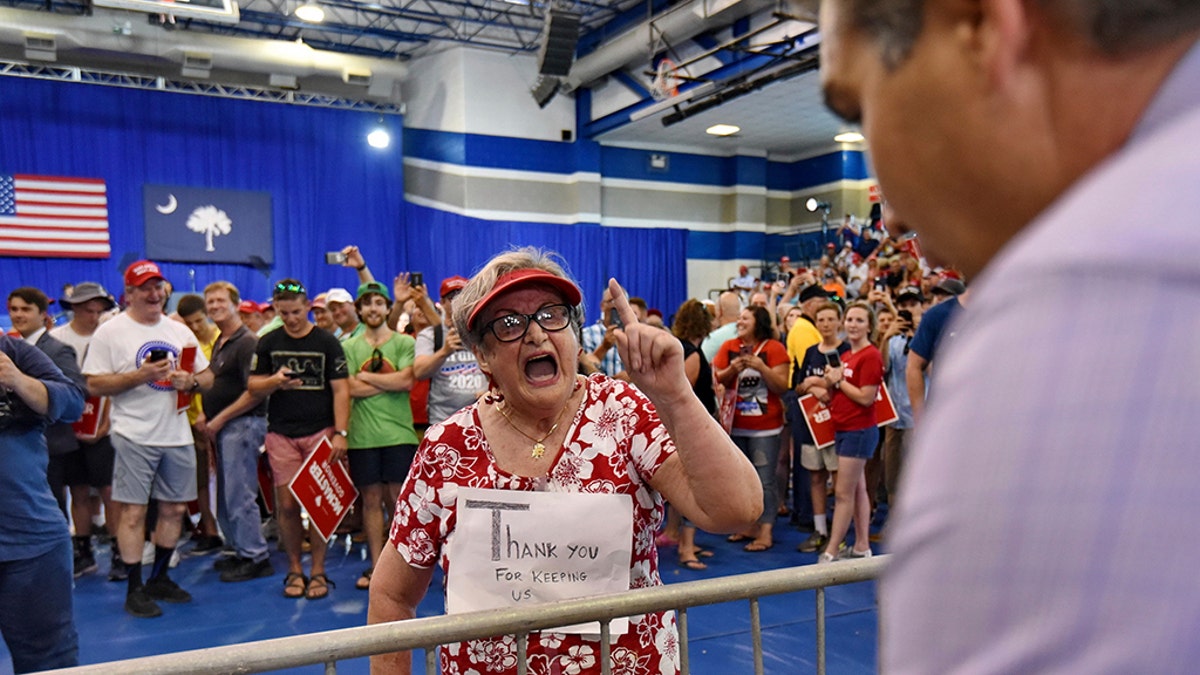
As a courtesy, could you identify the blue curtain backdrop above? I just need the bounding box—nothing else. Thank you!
[401,202,688,322]
[1,75,688,318]
[0,76,405,303]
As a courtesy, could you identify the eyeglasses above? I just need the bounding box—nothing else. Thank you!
[482,304,573,343]
[274,281,306,295]
[367,347,384,373]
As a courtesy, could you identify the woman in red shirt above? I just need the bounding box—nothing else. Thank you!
[819,301,883,563]
[713,306,790,551]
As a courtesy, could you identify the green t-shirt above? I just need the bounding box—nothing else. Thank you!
[342,331,418,449]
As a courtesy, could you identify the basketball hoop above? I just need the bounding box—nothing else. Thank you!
[649,58,681,101]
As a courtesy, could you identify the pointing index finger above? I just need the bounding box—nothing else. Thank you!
[608,278,639,327]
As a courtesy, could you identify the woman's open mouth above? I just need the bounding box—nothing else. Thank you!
[524,354,559,383]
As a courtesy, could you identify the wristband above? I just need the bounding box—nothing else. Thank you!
[354,264,366,271]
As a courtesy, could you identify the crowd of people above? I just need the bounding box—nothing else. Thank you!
[1,233,972,672]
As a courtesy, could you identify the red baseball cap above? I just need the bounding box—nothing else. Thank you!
[124,260,165,287]
[440,275,469,300]
[466,269,582,331]
[237,300,262,314]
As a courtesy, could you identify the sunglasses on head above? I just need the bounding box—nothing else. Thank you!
[274,281,305,295]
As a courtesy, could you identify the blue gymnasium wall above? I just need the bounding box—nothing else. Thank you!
[0,76,406,304]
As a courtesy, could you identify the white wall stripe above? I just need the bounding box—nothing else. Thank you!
[403,157,601,185]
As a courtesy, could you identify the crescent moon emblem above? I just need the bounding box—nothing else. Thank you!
[155,194,178,215]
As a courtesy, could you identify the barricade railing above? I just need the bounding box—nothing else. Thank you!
[48,555,887,675]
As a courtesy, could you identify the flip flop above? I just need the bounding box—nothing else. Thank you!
[680,558,708,571]
[356,567,373,591]
[744,541,774,552]
[654,532,679,547]
[695,548,715,559]
[726,533,752,543]
[283,572,308,599]
[306,573,334,600]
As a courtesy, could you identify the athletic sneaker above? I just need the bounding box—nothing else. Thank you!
[842,546,873,559]
[797,532,828,553]
[214,555,244,572]
[220,557,275,583]
[125,588,163,618]
[189,535,224,556]
[816,552,836,565]
[74,551,98,578]
[108,554,128,582]
[144,576,192,603]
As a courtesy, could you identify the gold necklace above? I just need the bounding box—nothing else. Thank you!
[496,397,574,459]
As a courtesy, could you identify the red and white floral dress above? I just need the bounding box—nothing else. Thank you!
[389,374,680,675]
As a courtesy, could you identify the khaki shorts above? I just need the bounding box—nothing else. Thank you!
[111,434,197,504]
[799,442,838,472]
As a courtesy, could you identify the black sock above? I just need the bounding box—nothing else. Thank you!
[126,561,144,593]
[72,535,91,556]
[150,545,174,580]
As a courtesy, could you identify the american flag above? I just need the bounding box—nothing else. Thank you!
[0,174,111,258]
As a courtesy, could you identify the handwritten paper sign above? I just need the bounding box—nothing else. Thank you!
[446,487,634,635]
[798,394,837,448]
[287,436,358,541]
[875,382,899,427]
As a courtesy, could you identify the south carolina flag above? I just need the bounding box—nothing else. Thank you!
[0,174,111,258]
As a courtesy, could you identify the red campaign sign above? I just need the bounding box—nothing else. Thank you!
[72,396,107,439]
[798,394,836,449]
[287,436,358,542]
[176,345,197,412]
[875,382,899,427]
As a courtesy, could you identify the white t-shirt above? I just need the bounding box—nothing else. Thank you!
[82,312,209,446]
[50,324,92,368]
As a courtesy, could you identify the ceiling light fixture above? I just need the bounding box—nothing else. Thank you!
[294,2,325,22]
[706,124,741,137]
[834,131,865,143]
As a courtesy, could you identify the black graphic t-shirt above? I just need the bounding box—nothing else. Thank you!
[253,326,348,437]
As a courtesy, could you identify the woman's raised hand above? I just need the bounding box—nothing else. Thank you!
[608,278,688,403]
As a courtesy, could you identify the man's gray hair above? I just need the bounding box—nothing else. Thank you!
[843,0,1200,67]
[452,246,585,351]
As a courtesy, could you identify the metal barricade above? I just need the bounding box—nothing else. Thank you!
[48,556,887,675]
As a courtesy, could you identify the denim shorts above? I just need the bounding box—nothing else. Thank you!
[834,427,879,460]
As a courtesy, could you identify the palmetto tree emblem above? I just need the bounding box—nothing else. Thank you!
[187,205,232,252]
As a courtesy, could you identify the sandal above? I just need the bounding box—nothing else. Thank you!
[306,573,334,600]
[695,548,715,559]
[679,558,708,571]
[744,541,774,552]
[356,567,373,591]
[283,572,308,599]
[726,533,752,543]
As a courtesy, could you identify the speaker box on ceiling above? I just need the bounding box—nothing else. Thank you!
[536,8,581,77]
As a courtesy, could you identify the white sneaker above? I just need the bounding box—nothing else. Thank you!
[816,552,836,565]
[844,547,872,559]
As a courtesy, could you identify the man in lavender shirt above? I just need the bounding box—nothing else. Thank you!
[815,0,1200,672]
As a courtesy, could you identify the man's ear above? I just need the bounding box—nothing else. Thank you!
[973,0,1033,92]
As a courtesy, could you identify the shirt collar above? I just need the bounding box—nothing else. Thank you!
[23,326,46,345]
[1131,37,1200,142]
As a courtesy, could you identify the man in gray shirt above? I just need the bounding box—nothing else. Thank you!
[413,276,486,425]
